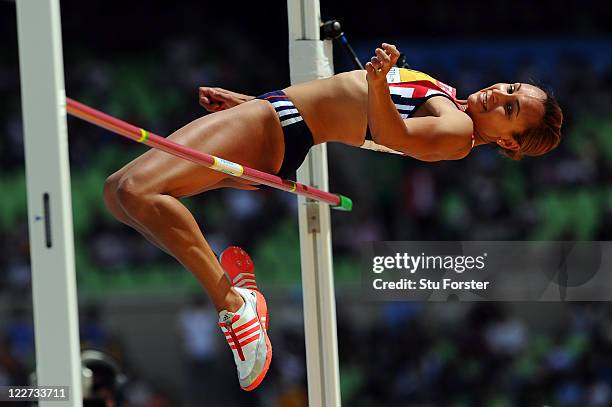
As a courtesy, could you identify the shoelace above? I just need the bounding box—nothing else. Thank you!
[226,317,246,362]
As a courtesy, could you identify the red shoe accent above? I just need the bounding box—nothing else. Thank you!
[224,322,260,341]
[230,333,261,350]
[219,246,259,291]
[219,246,268,339]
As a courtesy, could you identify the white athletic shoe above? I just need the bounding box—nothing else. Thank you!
[218,287,272,391]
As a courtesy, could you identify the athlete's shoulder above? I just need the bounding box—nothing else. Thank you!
[437,109,473,137]
[436,112,474,160]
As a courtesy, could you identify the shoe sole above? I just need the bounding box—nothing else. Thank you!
[241,290,272,391]
[219,246,259,291]
[220,247,268,331]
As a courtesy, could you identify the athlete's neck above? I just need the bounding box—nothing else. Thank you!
[471,128,490,146]
[458,100,490,147]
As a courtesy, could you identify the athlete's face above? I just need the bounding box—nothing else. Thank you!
[467,83,546,150]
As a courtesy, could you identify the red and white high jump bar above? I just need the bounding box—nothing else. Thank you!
[66,98,352,211]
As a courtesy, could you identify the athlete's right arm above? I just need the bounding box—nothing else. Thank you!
[368,82,472,160]
[365,43,472,161]
[199,87,255,112]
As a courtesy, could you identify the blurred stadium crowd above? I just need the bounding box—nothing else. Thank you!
[1,0,612,406]
[4,299,612,406]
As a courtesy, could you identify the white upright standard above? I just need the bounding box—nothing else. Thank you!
[16,1,82,406]
[287,1,342,406]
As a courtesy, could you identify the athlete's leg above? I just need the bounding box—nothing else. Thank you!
[104,99,284,312]
[103,168,256,255]
[104,182,261,260]
[104,168,173,255]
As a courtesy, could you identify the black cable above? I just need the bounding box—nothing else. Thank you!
[321,19,411,71]
[320,20,363,70]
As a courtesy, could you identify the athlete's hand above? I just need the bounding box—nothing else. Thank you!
[199,87,254,112]
[365,43,400,86]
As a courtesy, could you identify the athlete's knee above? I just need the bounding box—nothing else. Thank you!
[114,175,150,218]
[103,172,125,217]
[103,170,146,219]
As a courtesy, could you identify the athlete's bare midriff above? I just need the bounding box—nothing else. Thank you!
[283,70,369,146]
[283,70,463,149]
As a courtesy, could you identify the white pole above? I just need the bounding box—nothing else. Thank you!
[16,1,82,406]
[286,1,342,406]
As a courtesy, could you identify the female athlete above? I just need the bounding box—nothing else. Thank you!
[103,43,563,390]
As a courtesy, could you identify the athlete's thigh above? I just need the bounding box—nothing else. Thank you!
[120,100,284,197]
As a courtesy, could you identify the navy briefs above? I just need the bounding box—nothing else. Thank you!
[256,90,314,179]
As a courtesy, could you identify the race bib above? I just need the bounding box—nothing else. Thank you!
[386,67,402,84]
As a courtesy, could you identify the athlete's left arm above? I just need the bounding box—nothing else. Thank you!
[199,87,254,112]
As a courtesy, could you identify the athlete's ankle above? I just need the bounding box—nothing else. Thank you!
[221,288,245,313]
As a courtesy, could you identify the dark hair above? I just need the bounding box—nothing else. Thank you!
[501,92,563,160]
